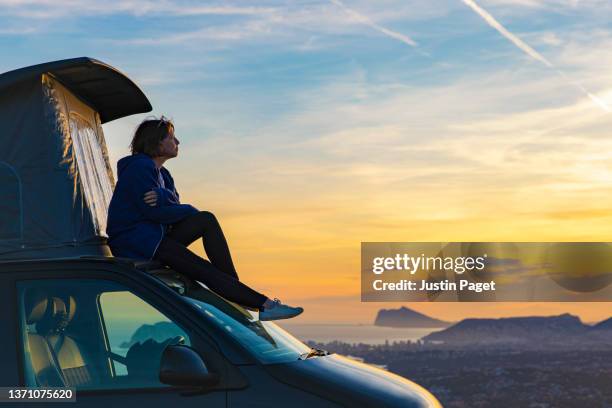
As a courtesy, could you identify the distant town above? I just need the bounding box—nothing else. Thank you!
[305,307,612,408]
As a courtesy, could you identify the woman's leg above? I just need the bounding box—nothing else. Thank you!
[154,236,267,310]
[167,211,239,280]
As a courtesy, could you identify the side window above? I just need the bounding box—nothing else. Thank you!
[18,279,191,390]
[99,291,190,378]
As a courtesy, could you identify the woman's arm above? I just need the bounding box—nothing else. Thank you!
[144,187,179,207]
[150,167,183,207]
[124,161,198,224]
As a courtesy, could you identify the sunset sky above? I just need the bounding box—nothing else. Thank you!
[2,0,612,323]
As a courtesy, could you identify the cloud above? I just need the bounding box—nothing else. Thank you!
[0,26,37,35]
[329,0,418,47]
[169,62,612,241]
[483,0,578,8]
[0,0,276,19]
[462,0,611,112]
[118,22,266,45]
[463,0,551,66]
[163,5,276,16]
[110,1,429,48]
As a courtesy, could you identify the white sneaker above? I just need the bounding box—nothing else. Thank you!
[259,298,303,321]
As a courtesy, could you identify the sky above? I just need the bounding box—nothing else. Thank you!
[2,0,612,323]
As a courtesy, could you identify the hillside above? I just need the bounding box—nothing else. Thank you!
[374,306,451,328]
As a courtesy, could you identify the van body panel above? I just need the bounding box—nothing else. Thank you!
[0,275,19,385]
[228,365,339,407]
[265,354,441,408]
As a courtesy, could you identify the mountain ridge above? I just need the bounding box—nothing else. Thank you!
[422,313,612,347]
[374,306,451,328]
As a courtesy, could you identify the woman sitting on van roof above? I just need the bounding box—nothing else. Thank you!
[106,116,303,321]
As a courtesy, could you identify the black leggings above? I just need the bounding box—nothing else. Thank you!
[153,211,268,309]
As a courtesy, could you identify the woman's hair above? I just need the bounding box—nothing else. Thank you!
[130,116,174,156]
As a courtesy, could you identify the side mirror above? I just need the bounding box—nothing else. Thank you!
[159,345,220,388]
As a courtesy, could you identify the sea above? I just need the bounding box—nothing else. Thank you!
[277,323,437,345]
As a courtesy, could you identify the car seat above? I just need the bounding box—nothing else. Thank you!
[36,296,95,387]
[23,290,65,387]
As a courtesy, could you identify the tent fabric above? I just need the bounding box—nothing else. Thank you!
[0,57,152,123]
[0,74,114,260]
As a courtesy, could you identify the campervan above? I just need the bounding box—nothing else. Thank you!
[0,58,441,407]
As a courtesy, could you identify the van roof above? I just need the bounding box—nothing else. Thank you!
[0,256,131,268]
[0,57,152,123]
[0,256,170,275]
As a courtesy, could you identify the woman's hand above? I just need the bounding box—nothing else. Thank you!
[143,190,158,207]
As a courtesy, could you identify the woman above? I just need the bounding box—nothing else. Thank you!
[107,116,303,321]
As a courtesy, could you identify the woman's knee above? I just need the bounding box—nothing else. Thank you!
[196,210,217,226]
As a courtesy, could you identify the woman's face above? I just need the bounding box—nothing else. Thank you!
[158,126,179,159]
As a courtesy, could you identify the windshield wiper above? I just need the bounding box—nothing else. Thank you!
[298,348,330,360]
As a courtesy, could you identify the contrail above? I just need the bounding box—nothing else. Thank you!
[330,0,418,48]
[462,0,611,113]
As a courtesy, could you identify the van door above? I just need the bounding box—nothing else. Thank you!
[15,275,226,407]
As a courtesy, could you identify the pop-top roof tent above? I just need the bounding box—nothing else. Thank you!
[0,57,152,260]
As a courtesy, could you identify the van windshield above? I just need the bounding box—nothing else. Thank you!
[184,293,311,364]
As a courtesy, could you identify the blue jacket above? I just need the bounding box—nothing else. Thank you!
[107,153,198,260]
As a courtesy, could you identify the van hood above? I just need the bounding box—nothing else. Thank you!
[264,354,441,408]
